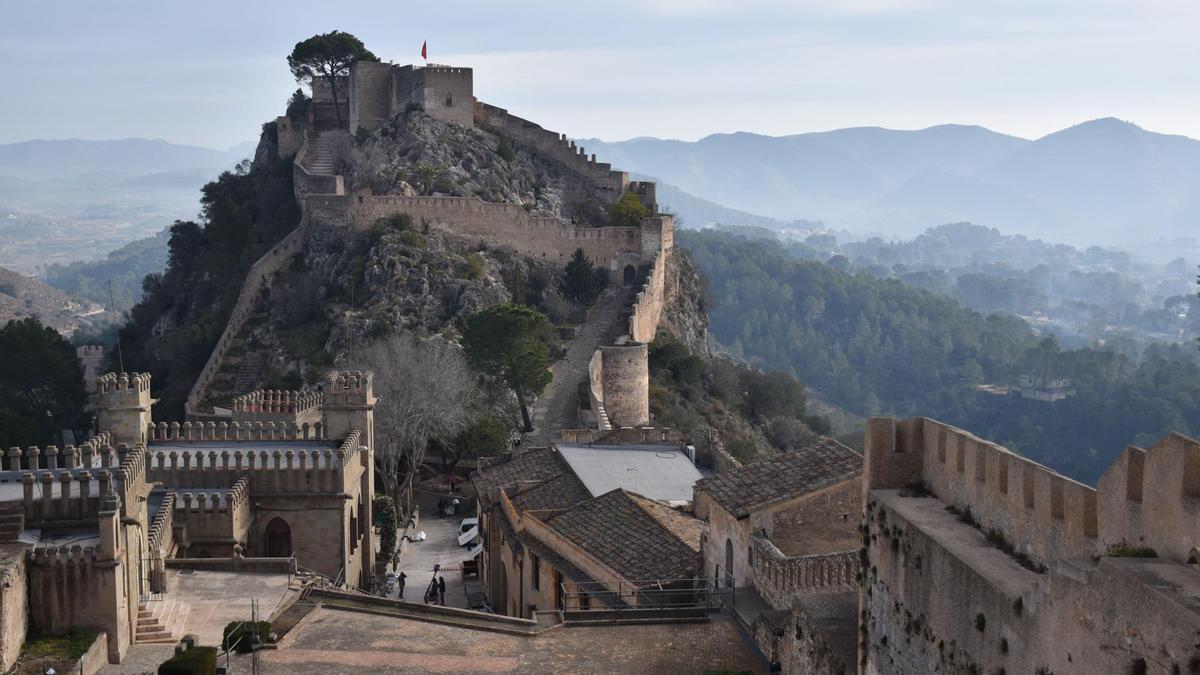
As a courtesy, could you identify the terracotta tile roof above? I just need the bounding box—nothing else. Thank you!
[695,438,862,518]
[471,447,571,501]
[626,493,705,552]
[511,472,591,515]
[546,489,705,582]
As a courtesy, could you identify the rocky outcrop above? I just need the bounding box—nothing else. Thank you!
[659,251,710,357]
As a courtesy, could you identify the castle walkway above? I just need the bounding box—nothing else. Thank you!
[529,285,633,446]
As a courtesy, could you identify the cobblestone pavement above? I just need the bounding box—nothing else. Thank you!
[529,286,632,446]
[261,605,767,674]
[386,514,474,608]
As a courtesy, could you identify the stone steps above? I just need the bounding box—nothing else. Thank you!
[136,598,191,644]
[304,132,340,176]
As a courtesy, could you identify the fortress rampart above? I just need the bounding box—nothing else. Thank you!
[185,213,311,418]
[473,102,629,197]
[232,389,323,424]
[862,417,1200,674]
[865,416,1099,566]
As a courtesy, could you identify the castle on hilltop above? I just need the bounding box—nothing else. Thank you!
[190,61,673,438]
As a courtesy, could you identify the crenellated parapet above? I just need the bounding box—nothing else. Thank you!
[147,419,325,442]
[19,468,111,526]
[865,417,1100,568]
[231,389,324,425]
[750,535,858,609]
[148,492,176,556]
[145,444,345,494]
[2,432,115,472]
[97,372,155,447]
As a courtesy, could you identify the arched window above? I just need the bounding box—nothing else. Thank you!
[265,517,292,558]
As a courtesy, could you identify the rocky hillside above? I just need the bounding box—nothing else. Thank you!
[0,265,103,336]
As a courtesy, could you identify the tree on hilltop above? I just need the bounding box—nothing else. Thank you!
[562,248,607,305]
[287,31,378,129]
[609,191,650,228]
[462,304,553,433]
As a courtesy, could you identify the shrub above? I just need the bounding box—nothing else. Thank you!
[1108,545,1157,558]
[158,645,218,674]
[222,620,271,654]
[354,127,371,144]
[380,213,413,231]
[374,495,398,565]
[608,190,650,228]
[496,137,516,162]
[398,230,426,248]
[462,253,486,280]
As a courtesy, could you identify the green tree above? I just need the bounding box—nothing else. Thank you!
[462,305,553,432]
[0,318,89,448]
[562,248,606,305]
[373,494,399,567]
[438,415,510,477]
[608,191,650,228]
[287,31,378,129]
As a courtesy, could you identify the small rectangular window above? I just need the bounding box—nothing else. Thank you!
[531,553,540,590]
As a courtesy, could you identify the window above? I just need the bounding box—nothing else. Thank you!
[579,592,590,610]
[531,553,540,590]
[446,92,454,107]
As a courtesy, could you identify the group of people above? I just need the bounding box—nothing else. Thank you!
[385,570,448,605]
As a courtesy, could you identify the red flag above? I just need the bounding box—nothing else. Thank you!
[421,41,427,60]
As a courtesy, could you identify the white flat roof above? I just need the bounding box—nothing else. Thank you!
[557,444,701,503]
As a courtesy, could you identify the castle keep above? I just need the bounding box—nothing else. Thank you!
[0,371,376,667]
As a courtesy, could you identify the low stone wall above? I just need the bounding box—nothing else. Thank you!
[749,536,858,610]
[165,557,294,574]
[73,631,108,675]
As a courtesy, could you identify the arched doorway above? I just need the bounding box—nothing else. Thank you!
[265,518,292,558]
[622,264,637,287]
[724,538,734,589]
[1188,548,1200,570]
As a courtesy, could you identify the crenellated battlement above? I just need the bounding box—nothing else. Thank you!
[18,468,114,526]
[144,441,350,495]
[232,389,323,417]
[97,372,154,447]
[26,545,98,566]
[148,492,176,556]
[97,372,151,394]
[147,419,326,442]
[2,432,115,471]
[865,417,1100,567]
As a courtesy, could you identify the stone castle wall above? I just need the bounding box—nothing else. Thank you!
[0,559,26,672]
[185,213,311,417]
[597,344,650,428]
[473,102,628,198]
[749,537,858,610]
[865,417,1100,567]
[307,192,650,270]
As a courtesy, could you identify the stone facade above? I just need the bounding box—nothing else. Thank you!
[0,370,376,666]
[862,416,1200,674]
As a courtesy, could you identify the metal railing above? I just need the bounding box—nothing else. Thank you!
[559,576,733,614]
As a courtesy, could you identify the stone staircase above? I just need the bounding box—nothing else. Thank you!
[233,350,266,394]
[0,503,23,542]
[135,598,191,644]
[303,131,339,175]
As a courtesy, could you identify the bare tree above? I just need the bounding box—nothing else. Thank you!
[356,333,477,516]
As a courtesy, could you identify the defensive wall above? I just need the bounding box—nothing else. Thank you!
[306,192,653,270]
[185,213,311,418]
[861,417,1200,674]
[749,536,858,610]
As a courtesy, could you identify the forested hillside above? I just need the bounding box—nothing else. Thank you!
[680,229,1200,483]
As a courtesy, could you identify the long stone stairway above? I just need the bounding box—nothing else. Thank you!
[135,598,191,644]
[303,131,339,175]
[529,286,634,445]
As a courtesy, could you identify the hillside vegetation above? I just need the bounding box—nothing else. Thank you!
[681,228,1200,483]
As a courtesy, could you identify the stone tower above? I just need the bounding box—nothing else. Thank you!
[323,371,376,450]
[96,373,154,447]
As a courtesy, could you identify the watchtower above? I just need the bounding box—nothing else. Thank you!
[96,373,155,447]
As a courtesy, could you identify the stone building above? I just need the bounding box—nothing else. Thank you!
[0,370,376,668]
[470,430,709,619]
[693,438,864,673]
[861,416,1200,674]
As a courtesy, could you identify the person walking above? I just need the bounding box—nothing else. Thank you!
[438,576,447,605]
[398,571,407,599]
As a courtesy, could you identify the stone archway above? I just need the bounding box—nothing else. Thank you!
[622,264,637,287]
[1188,547,1200,570]
[265,517,292,558]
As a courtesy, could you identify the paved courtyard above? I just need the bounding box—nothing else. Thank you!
[262,605,767,674]
[387,513,477,608]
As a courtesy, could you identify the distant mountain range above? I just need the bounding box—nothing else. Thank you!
[582,118,1200,246]
[0,138,254,180]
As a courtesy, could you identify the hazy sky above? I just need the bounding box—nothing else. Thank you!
[4,0,1199,148]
